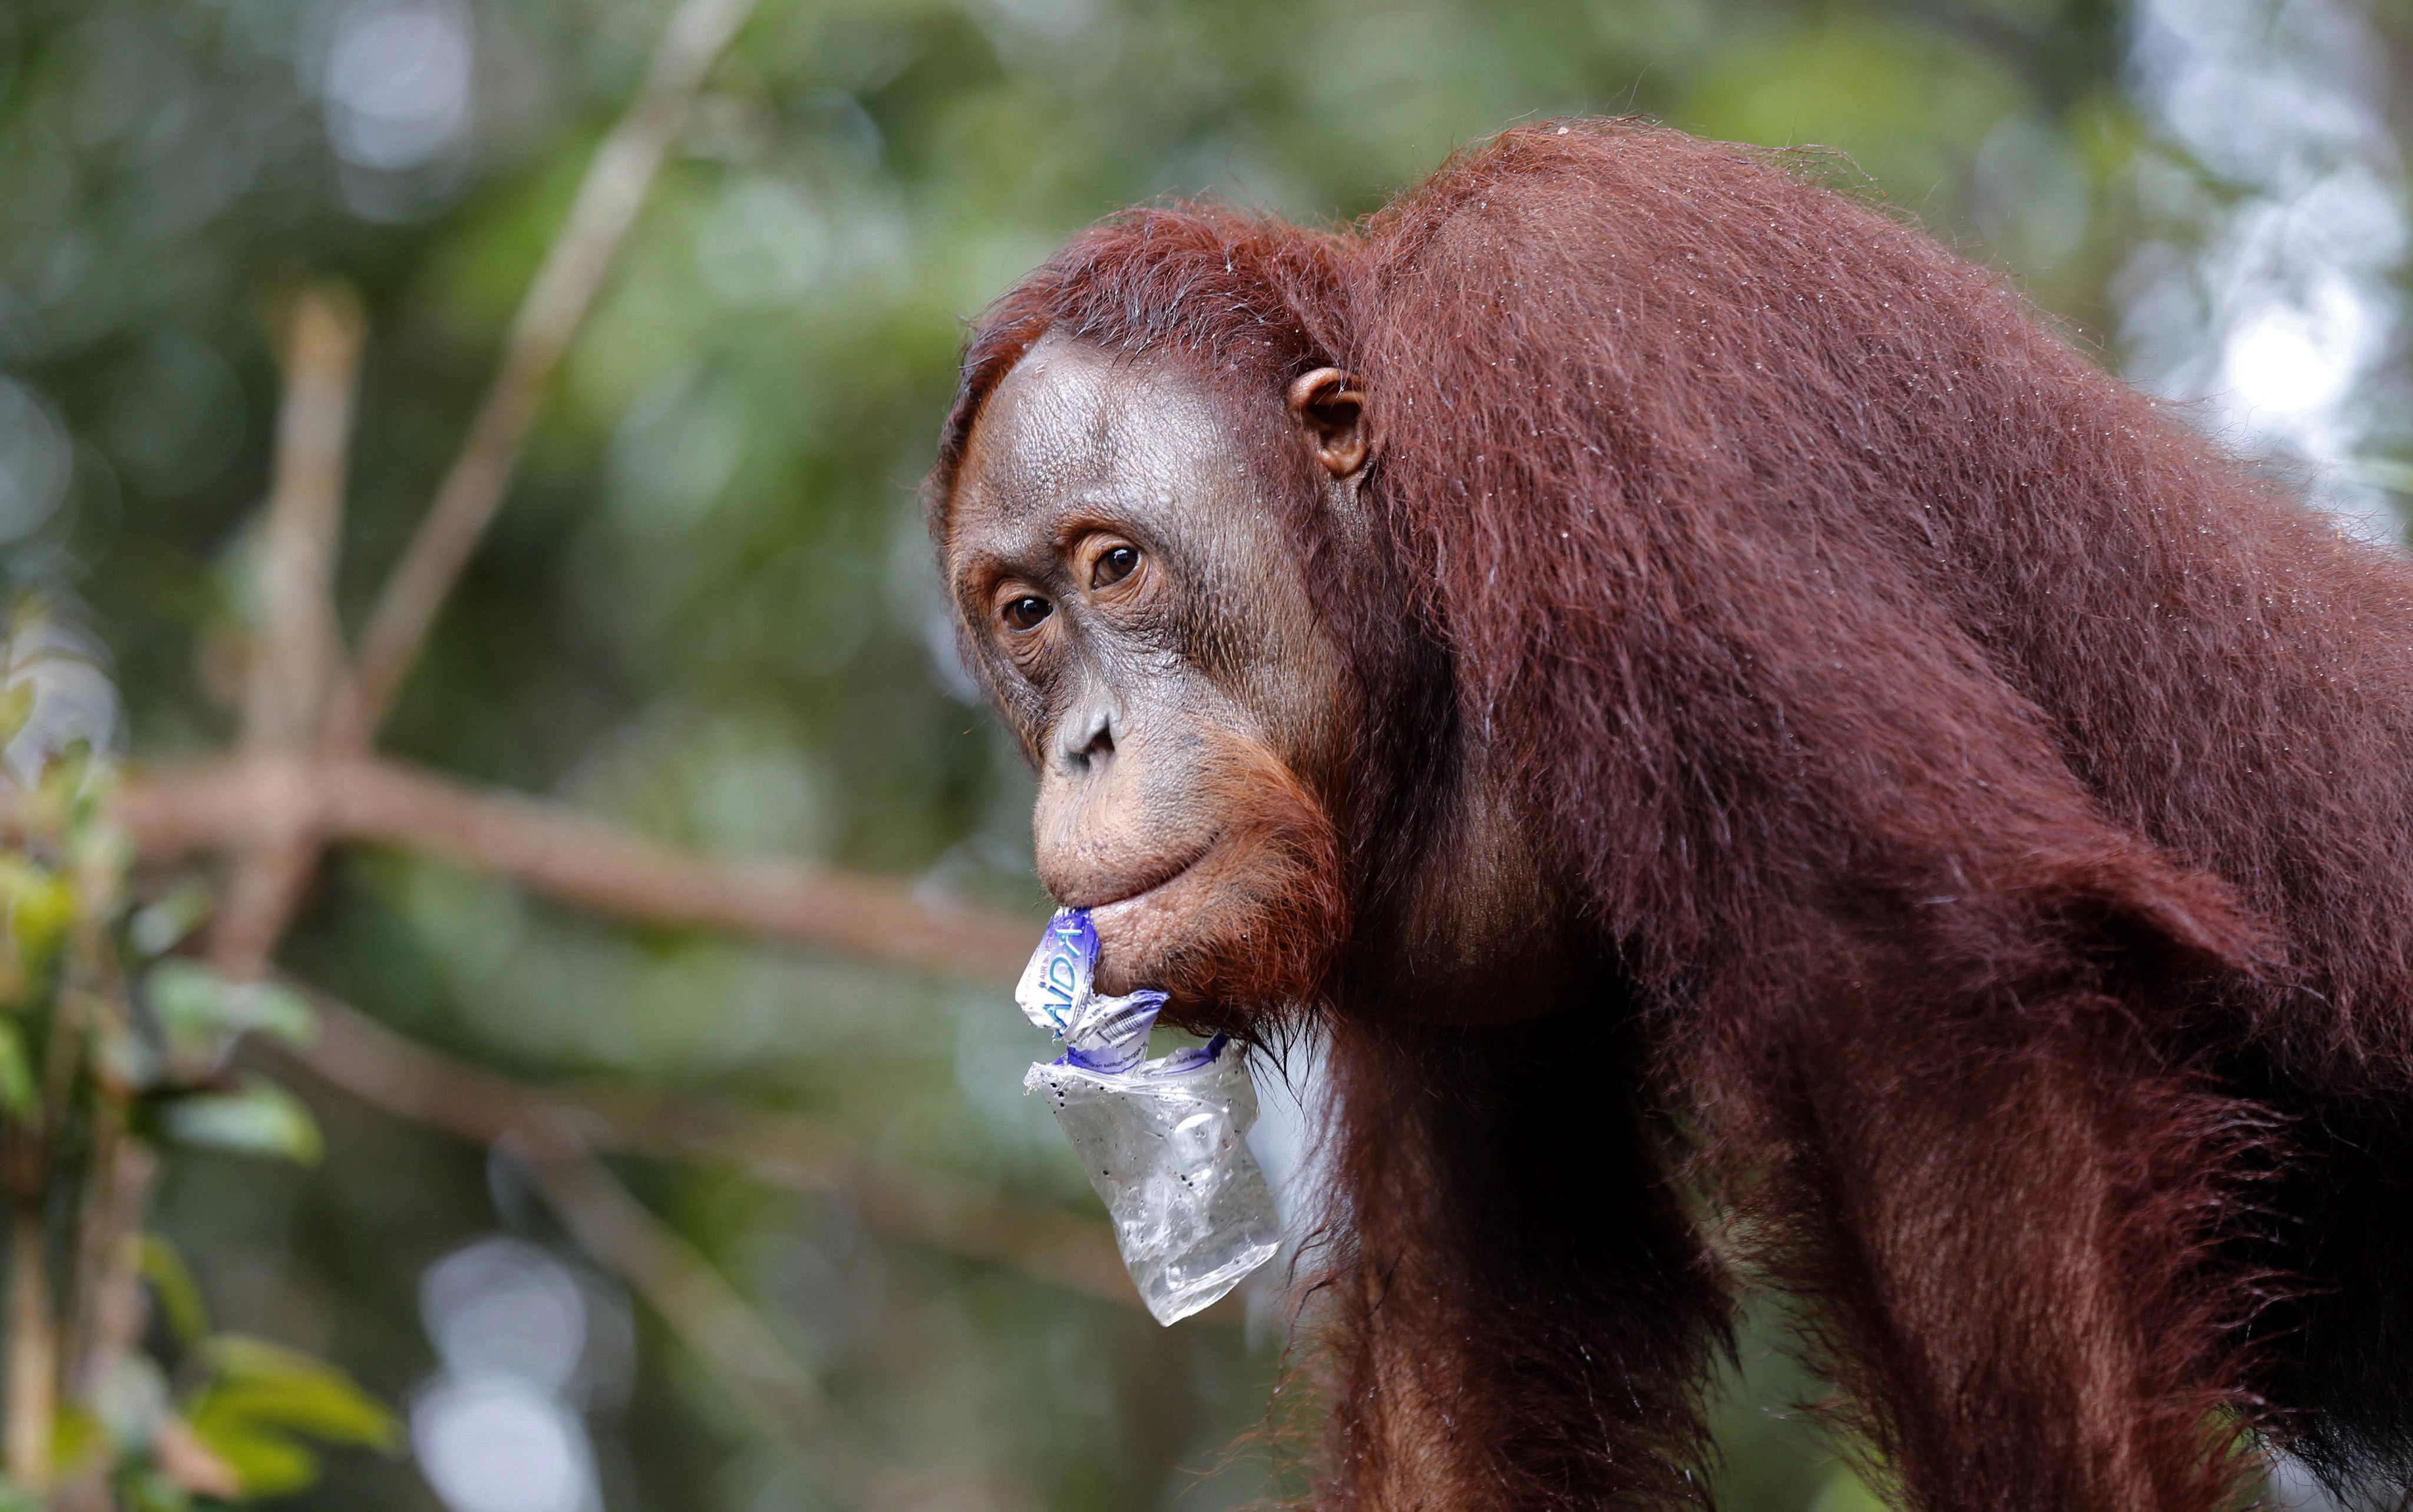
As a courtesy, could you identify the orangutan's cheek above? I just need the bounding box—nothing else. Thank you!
[1093,735,1347,1017]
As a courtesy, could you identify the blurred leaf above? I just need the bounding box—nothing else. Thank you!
[122,1467,196,1512]
[50,1404,105,1484]
[38,745,91,816]
[144,959,316,1067]
[0,682,32,747]
[127,881,214,960]
[200,1337,401,1450]
[159,1081,323,1166]
[188,1341,398,1504]
[0,855,76,988]
[97,1014,164,1094]
[1808,1465,1890,1512]
[140,1235,211,1346]
[183,1407,317,1500]
[0,1021,37,1119]
[187,1336,398,1496]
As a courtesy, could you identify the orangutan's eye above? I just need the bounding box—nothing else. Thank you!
[1092,545,1140,589]
[1002,595,1053,631]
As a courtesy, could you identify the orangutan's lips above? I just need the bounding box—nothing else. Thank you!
[1083,841,1221,984]
[1087,846,1211,915]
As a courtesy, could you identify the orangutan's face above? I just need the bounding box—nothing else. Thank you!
[941,334,1361,1013]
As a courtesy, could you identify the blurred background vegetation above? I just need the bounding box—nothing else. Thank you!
[1,0,2408,1506]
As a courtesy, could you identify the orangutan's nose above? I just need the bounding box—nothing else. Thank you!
[1055,700,1117,775]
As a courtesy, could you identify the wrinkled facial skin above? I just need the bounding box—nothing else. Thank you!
[945,335,1351,1014]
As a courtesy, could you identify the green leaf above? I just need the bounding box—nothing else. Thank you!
[185,1337,399,1499]
[51,1404,105,1483]
[97,1018,163,1094]
[122,1467,196,1512]
[183,1402,318,1500]
[140,1236,212,1347]
[127,881,214,960]
[200,1336,399,1451]
[0,856,75,977]
[0,1021,36,1120]
[160,1081,323,1166]
[144,961,316,1066]
[0,682,34,747]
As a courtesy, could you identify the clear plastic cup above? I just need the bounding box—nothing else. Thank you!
[1014,909,1282,1324]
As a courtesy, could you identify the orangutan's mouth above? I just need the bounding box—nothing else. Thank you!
[1070,841,1214,914]
[1085,841,1224,989]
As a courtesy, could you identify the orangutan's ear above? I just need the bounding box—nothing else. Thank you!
[1287,368,1374,480]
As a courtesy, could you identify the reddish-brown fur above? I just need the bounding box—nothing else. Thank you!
[932,121,2413,1508]
[1165,727,1350,1018]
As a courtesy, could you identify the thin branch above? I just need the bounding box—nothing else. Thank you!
[275,990,1139,1309]
[333,0,760,748]
[114,755,1038,983]
[5,1205,51,1492]
[213,283,366,978]
[500,1115,872,1496]
[208,844,319,981]
[244,285,364,750]
[58,1143,180,1511]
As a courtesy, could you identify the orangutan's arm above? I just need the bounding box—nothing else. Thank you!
[1751,982,2263,1512]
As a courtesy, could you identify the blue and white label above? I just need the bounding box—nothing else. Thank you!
[1013,908,1096,1035]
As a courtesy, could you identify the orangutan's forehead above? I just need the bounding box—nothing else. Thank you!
[947,334,1267,570]
[960,338,1133,515]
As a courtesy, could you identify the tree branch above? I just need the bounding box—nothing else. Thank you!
[333,0,761,748]
[245,286,363,752]
[500,1114,872,1495]
[273,989,1139,1309]
[266,980,1158,1496]
[114,754,1037,983]
[5,1205,52,1492]
[213,283,365,978]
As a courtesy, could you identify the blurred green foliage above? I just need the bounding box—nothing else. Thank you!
[0,0,2395,1507]
[0,634,393,1508]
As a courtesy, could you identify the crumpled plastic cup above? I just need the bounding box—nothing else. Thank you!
[1015,909,1282,1324]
